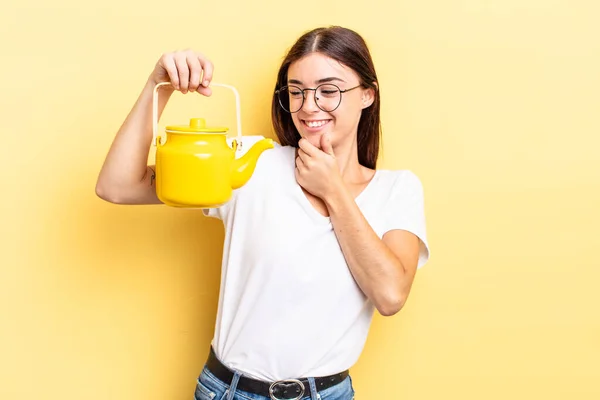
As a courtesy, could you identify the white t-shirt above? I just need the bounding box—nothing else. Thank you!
[203,141,430,381]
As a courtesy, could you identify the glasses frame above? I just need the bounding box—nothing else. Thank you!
[275,83,362,113]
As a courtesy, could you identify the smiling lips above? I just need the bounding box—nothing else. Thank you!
[302,119,331,130]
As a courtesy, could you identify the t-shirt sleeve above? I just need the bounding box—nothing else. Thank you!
[201,179,241,221]
[201,193,236,220]
[383,171,430,269]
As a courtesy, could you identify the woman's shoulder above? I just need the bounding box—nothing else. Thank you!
[242,140,294,185]
[373,168,424,196]
[254,142,294,168]
[235,137,293,166]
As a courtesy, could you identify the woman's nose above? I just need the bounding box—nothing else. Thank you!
[301,90,320,112]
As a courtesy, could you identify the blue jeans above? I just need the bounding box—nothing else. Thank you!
[194,365,355,400]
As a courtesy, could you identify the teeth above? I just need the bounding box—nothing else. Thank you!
[306,120,328,128]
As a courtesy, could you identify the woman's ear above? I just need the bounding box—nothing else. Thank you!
[361,82,378,109]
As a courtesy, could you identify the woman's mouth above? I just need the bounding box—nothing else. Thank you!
[301,119,332,132]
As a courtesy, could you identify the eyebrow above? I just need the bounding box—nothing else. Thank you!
[288,77,346,85]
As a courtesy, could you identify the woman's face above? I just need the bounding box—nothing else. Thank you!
[286,53,374,150]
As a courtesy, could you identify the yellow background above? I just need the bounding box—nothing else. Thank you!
[1,0,599,399]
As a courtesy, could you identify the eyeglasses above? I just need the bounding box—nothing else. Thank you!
[275,83,362,113]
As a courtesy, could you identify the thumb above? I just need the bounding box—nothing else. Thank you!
[321,133,334,156]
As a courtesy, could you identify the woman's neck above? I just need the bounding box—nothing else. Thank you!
[332,137,371,183]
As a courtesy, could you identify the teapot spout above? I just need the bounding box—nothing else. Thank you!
[231,138,275,189]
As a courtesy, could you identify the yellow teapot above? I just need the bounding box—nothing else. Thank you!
[152,82,274,208]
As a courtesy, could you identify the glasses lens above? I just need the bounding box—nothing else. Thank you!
[315,84,341,112]
[278,86,303,113]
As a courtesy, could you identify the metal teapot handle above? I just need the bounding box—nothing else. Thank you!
[152,82,243,149]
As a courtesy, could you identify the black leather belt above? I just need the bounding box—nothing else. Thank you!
[206,347,349,399]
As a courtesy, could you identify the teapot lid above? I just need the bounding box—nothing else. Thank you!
[165,118,229,134]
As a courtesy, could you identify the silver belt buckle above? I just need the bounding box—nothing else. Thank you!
[268,378,305,400]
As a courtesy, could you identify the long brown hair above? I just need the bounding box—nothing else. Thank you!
[271,26,381,169]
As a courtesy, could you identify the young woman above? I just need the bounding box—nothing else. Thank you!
[96,26,430,400]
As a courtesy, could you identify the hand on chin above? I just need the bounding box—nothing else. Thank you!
[301,133,325,150]
[295,132,338,200]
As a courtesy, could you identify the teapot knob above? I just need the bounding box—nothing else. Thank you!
[189,118,206,129]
